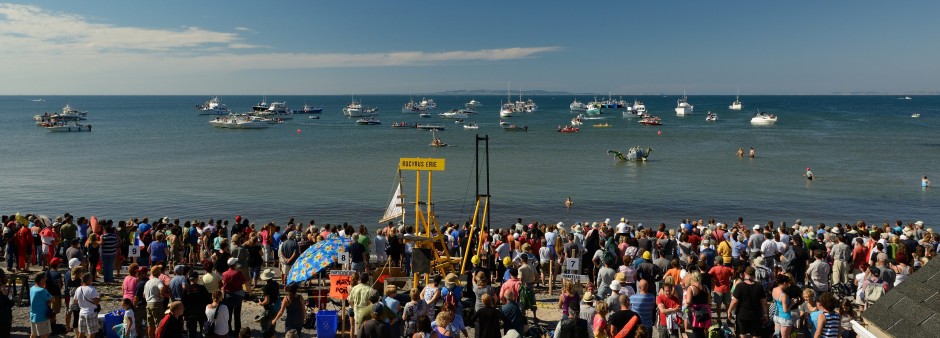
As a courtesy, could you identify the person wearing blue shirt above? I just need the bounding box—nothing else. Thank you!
[30,272,53,338]
[137,219,152,235]
[629,280,656,329]
[77,219,90,243]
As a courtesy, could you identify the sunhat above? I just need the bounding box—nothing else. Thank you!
[445,273,459,287]
[582,292,594,302]
[260,268,277,281]
[227,257,240,267]
[610,280,622,291]
[752,256,765,267]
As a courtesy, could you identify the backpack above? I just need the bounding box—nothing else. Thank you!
[443,286,461,309]
[519,284,536,310]
[203,304,220,338]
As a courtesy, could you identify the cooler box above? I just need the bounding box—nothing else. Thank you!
[103,309,126,338]
[316,310,338,338]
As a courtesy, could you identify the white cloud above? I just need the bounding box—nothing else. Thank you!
[0,3,560,93]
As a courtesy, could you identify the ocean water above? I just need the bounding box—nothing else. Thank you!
[0,95,937,229]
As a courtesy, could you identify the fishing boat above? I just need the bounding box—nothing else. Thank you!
[46,123,92,132]
[569,99,587,112]
[675,91,694,116]
[607,146,652,161]
[417,124,445,131]
[463,123,479,129]
[586,105,601,115]
[911,113,921,118]
[639,116,662,126]
[502,124,528,131]
[439,110,469,119]
[705,112,717,122]
[391,122,417,128]
[209,114,271,129]
[419,98,437,110]
[196,96,231,115]
[254,101,293,120]
[293,103,322,114]
[557,125,580,133]
[356,117,382,125]
[622,99,647,118]
[571,114,584,126]
[465,99,484,110]
[593,123,612,128]
[729,88,743,110]
[750,111,777,125]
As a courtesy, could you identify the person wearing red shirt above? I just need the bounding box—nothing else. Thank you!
[657,277,682,337]
[708,260,734,324]
[852,238,869,271]
[221,258,247,334]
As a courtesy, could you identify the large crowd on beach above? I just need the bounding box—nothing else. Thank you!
[3,212,938,338]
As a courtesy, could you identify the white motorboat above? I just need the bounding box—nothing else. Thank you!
[344,100,368,117]
[440,110,469,119]
[253,101,293,120]
[465,99,483,110]
[196,96,231,115]
[911,113,921,118]
[729,88,743,110]
[675,91,694,116]
[402,99,426,113]
[35,104,89,123]
[209,114,271,129]
[463,123,479,129]
[46,123,92,132]
[499,102,514,118]
[750,111,777,125]
[571,114,584,126]
[570,99,587,112]
[900,96,912,100]
[706,112,718,121]
[419,112,431,118]
[417,124,445,130]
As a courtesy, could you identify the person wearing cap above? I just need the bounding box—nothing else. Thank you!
[805,167,814,181]
[221,257,247,334]
[277,231,299,284]
[183,270,211,338]
[440,273,470,337]
[43,257,65,326]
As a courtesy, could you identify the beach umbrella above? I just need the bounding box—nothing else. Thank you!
[285,235,351,285]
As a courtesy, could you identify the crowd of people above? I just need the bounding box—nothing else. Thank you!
[2,212,938,338]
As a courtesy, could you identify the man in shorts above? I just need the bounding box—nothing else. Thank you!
[29,272,53,338]
[278,231,298,284]
[144,265,165,338]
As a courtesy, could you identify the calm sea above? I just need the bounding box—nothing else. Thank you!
[0,95,936,229]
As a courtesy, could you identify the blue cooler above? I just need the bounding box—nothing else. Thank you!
[103,309,126,338]
[316,310,338,338]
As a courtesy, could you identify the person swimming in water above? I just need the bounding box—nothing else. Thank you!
[737,147,744,157]
[565,197,573,208]
[924,176,931,188]
[749,147,756,158]
[805,168,814,180]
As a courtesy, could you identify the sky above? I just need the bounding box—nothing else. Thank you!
[1,1,938,95]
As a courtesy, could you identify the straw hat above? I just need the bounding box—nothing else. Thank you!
[445,273,459,287]
[260,268,277,281]
[752,256,765,267]
[582,292,594,302]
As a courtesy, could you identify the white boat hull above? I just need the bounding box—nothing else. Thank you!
[729,103,742,110]
[750,117,777,125]
[440,113,469,119]
[499,109,513,117]
[675,107,693,116]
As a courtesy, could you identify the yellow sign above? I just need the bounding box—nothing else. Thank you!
[399,158,445,171]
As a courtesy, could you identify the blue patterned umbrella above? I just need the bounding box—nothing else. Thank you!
[286,235,352,285]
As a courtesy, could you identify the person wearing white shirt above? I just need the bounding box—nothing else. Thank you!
[761,234,779,271]
[615,218,629,235]
[143,266,165,338]
[205,291,230,337]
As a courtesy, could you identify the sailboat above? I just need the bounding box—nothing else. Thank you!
[379,178,405,223]
[729,87,743,110]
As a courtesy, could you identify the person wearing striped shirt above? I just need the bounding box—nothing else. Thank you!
[100,226,121,283]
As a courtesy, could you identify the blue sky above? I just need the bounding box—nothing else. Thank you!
[1,1,938,95]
